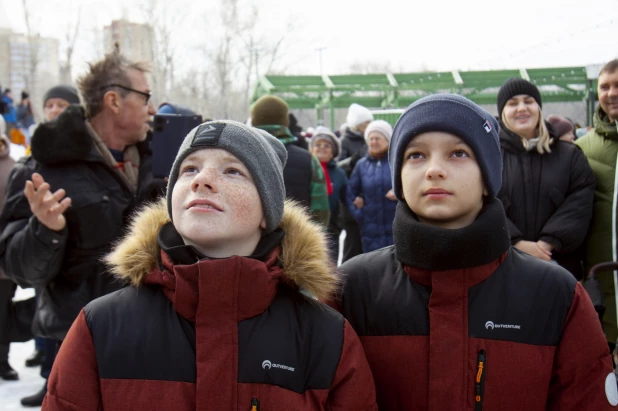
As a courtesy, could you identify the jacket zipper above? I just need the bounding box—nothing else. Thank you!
[250,398,260,411]
[475,350,486,411]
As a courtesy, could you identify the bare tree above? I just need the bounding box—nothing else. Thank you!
[19,0,43,121]
[140,0,189,104]
[202,0,305,120]
[209,0,239,119]
[59,1,83,84]
[150,0,304,121]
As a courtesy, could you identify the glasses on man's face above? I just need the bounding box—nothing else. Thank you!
[314,143,332,150]
[101,84,151,105]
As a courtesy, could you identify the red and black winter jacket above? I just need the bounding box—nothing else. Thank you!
[43,199,377,411]
[337,200,616,411]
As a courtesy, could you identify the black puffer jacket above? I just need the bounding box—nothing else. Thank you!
[498,123,595,279]
[338,128,367,161]
[0,105,154,340]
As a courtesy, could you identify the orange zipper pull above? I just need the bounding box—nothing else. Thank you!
[251,398,260,411]
[476,350,486,404]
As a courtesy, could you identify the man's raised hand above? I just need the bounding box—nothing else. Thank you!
[24,173,72,232]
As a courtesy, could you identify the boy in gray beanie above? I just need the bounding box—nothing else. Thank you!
[166,120,288,235]
[43,119,378,410]
[336,93,614,410]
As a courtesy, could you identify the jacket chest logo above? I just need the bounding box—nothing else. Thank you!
[485,321,521,330]
[262,360,295,372]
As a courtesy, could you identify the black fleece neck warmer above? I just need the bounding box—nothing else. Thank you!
[157,222,285,265]
[393,199,511,271]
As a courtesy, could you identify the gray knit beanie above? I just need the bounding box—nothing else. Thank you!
[166,120,288,233]
[310,126,340,159]
[43,85,80,107]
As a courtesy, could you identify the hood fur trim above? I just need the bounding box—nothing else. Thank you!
[30,105,92,165]
[105,198,338,300]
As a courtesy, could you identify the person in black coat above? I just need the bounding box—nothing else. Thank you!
[496,78,595,279]
[338,104,374,262]
[0,49,157,407]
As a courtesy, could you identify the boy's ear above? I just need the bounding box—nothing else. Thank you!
[483,186,488,197]
[260,217,267,230]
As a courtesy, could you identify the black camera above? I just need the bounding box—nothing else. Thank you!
[151,113,203,178]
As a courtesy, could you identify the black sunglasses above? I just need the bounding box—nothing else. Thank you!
[101,84,151,104]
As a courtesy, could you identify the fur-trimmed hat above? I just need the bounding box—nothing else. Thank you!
[250,95,289,127]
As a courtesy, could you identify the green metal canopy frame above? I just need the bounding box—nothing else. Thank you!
[252,66,599,129]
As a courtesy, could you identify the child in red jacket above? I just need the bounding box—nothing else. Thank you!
[337,94,616,410]
[43,120,377,411]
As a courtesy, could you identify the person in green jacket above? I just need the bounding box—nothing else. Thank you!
[250,95,330,227]
[576,58,618,348]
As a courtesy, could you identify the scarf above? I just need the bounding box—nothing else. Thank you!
[524,137,541,152]
[393,199,511,271]
[320,162,333,196]
[86,122,140,193]
[594,105,618,140]
[255,125,297,145]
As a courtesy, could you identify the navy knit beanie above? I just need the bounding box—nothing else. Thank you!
[496,78,542,116]
[389,93,502,199]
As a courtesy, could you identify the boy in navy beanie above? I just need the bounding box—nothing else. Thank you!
[336,93,615,410]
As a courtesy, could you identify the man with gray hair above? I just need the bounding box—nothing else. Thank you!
[0,47,156,407]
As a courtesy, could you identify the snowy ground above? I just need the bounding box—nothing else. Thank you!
[0,288,43,411]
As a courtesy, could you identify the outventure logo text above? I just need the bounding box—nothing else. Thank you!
[262,360,295,372]
[485,321,521,330]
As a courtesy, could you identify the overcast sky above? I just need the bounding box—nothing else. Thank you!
[2,0,617,78]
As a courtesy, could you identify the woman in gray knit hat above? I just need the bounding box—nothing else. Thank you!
[310,126,348,263]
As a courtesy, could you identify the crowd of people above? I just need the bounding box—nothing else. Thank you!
[0,47,617,410]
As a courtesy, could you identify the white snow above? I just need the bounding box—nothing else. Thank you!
[0,288,43,410]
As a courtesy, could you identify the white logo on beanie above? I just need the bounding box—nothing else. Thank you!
[483,120,492,133]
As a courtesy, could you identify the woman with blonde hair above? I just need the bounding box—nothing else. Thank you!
[497,78,595,279]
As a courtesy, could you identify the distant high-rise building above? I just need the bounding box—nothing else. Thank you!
[103,19,154,65]
[0,28,60,99]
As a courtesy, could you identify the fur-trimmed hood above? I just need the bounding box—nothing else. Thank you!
[30,104,93,165]
[106,198,338,301]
